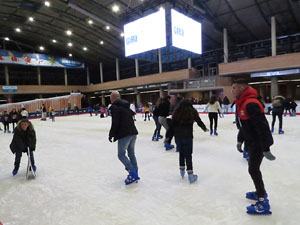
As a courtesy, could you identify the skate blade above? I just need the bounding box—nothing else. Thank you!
[246,210,272,215]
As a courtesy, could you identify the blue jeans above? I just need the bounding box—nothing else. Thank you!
[118,135,138,171]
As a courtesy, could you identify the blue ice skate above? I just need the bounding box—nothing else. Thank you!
[12,167,19,176]
[164,143,174,150]
[246,191,268,201]
[188,173,198,184]
[278,129,284,134]
[210,130,213,135]
[243,151,249,161]
[271,127,274,133]
[125,168,140,185]
[180,168,185,178]
[214,130,218,136]
[158,134,163,139]
[176,146,179,152]
[152,135,158,141]
[246,198,272,215]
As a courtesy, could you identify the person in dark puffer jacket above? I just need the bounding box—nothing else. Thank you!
[109,91,139,185]
[10,118,37,176]
[232,80,275,215]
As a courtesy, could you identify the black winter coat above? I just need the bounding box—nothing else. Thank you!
[157,101,170,117]
[109,99,138,141]
[167,108,207,138]
[236,87,273,153]
[10,121,36,153]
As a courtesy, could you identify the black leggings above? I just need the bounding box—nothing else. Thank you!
[248,150,265,198]
[208,112,218,131]
[272,112,283,129]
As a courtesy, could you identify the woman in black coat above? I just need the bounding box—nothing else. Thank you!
[10,118,37,176]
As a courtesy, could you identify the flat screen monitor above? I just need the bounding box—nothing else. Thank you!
[124,9,166,57]
[171,9,202,54]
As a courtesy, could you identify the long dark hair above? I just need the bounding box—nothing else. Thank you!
[209,95,217,105]
[172,99,197,124]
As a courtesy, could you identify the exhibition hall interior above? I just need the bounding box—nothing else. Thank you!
[0,0,300,224]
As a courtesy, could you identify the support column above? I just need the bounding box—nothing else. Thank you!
[158,49,162,73]
[101,94,105,106]
[286,83,293,98]
[86,66,90,85]
[64,68,68,86]
[271,16,278,97]
[6,94,13,103]
[135,89,141,106]
[4,65,9,85]
[223,28,228,63]
[100,62,103,83]
[37,66,41,85]
[159,87,164,98]
[116,58,120,80]
[135,59,139,77]
[188,57,192,69]
[259,86,265,99]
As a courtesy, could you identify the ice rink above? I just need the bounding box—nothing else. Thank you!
[0,113,299,225]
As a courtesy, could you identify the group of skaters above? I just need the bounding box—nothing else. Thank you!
[108,79,295,215]
[0,108,28,133]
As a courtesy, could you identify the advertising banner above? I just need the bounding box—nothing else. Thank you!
[0,50,84,69]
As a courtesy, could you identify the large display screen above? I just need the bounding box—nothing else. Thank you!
[171,9,202,54]
[251,69,300,77]
[124,9,166,57]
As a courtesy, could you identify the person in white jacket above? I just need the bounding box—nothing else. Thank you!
[204,95,224,136]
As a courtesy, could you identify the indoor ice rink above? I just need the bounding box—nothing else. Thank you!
[0,113,299,225]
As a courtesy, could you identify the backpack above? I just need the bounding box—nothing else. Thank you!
[272,99,282,108]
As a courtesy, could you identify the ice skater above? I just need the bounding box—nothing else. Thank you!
[232,80,276,215]
[10,118,37,176]
[271,95,285,134]
[203,95,223,136]
[108,91,139,185]
[167,99,208,183]
[152,98,162,141]
[2,111,11,133]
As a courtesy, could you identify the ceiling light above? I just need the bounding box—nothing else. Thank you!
[83,47,88,51]
[29,17,34,22]
[52,39,57,43]
[120,33,124,37]
[68,42,73,47]
[44,1,50,7]
[159,6,164,11]
[15,28,21,32]
[106,26,110,30]
[39,46,45,51]
[4,37,9,41]
[88,20,93,24]
[112,4,120,12]
[100,41,104,45]
[66,30,72,36]
[69,53,72,57]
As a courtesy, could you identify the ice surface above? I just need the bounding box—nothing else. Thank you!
[0,114,299,225]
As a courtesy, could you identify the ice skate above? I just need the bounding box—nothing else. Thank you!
[164,143,174,150]
[125,168,140,185]
[246,198,272,215]
[188,172,198,184]
[246,191,268,201]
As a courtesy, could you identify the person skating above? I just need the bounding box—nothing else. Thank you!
[2,111,11,133]
[10,109,19,131]
[152,98,162,141]
[232,80,276,215]
[167,99,208,183]
[271,95,285,134]
[203,95,223,136]
[10,118,37,176]
[108,91,139,185]
[158,96,174,150]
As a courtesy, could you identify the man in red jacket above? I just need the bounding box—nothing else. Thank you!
[232,80,276,215]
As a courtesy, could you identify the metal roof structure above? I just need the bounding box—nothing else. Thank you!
[1,0,300,66]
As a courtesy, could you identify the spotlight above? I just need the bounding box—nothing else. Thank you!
[15,28,21,32]
[39,46,45,51]
[45,1,50,7]
[66,30,72,36]
[68,42,73,47]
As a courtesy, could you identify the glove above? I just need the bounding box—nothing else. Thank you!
[236,142,243,153]
[108,136,113,143]
[263,151,276,161]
